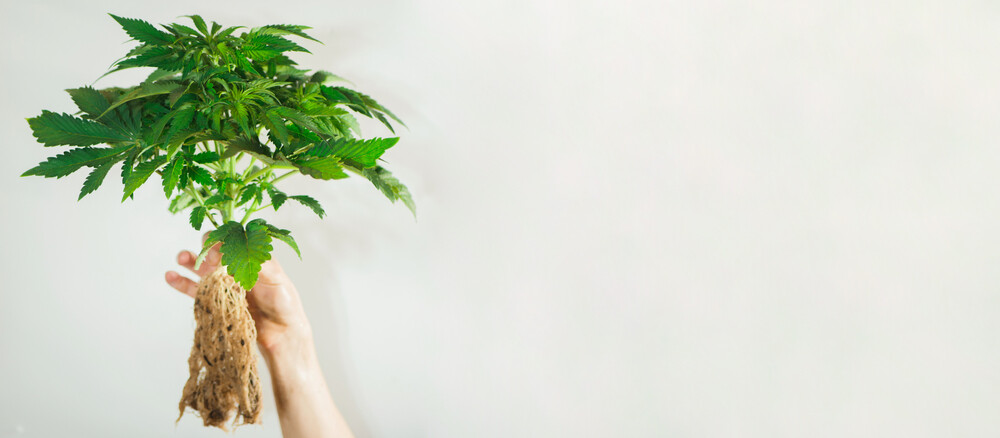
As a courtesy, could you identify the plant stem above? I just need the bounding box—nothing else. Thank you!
[270,169,298,185]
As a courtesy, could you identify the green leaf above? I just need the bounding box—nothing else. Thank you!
[190,151,220,163]
[169,192,196,214]
[288,195,325,218]
[109,14,174,45]
[238,184,260,206]
[203,194,232,206]
[66,87,111,118]
[195,221,235,270]
[306,137,398,168]
[122,155,168,201]
[217,219,274,290]
[266,186,288,210]
[161,157,183,197]
[256,24,320,42]
[27,111,131,146]
[22,145,131,178]
[98,81,183,119]
[294,157,349,180]
[186,166,214,187]
[78,160,116,200]
[189,206,207,230]
[264,223,301,258]
[185,15,209,35]
[363,166,416,217]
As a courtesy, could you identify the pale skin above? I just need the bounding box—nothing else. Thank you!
[165,235,355,438]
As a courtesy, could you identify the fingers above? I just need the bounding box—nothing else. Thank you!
[165,271,198,298]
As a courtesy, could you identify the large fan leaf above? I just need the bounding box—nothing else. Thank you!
[66,87,111,118]
[305,137,398,168]
[122,155,168,201]
[22,145,132,178]
[363,165,415,216]
[78,160,118,200]
[109,14,173,45]
[27,111,131,146]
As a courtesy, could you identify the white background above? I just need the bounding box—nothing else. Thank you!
[2,1,999,437]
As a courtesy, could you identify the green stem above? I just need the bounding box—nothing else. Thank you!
[270,169,298,185]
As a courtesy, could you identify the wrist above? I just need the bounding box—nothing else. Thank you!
[260,321,316,367]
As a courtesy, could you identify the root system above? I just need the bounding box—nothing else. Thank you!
[177,266,262,430]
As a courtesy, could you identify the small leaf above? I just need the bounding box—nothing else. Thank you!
[186,166,214,187]
[266,186,288,210]
[238,184,260,206]
[122,155,168,201]
[264,223,301,258]
[288,195,325,218]
[189,206,207,230]
[203,194,233,206]
[27,111,131,146]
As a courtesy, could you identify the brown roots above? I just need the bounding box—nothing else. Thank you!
[178,266,262,430]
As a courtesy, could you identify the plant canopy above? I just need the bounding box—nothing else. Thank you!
[23,14,415,290]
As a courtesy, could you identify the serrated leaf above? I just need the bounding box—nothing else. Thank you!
[27,111,131,146]
[99,81,183,119]
[195,221,236,270]
[66,87,111,118]
[294,157,349,180]
[256,24,320,42]
[122,155,167,201]
[109,14,174,45]
[238,184,260,206]
[164,105,196,146]
[161,157,183,197]
[189,206,207,230]
[266,186,287,210]
[363,165,416,217]
[22,145,131,178]
[169,192,195,214]
[288,195,325,218]
[186,166,214,187]
[269,106,322,135]
[78,160,116,200]
[264,223,301,258]
[185,15,208,35]
[306,137,398,168]
[190,151,220,163]
[217,219,273,290]
[203,194,232,206]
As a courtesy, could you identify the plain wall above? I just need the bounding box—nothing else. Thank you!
[2,1,999,437]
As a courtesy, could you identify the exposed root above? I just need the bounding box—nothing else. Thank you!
[178,266,262,430]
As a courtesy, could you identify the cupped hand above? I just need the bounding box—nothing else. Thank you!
[165,234,313,357]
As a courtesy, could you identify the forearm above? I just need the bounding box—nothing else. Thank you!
[262,332,354,438]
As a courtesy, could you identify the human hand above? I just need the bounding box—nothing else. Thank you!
[165,234,314,359]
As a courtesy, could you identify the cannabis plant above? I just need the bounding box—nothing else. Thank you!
[21,14,414,429]
[23,13,413,290]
